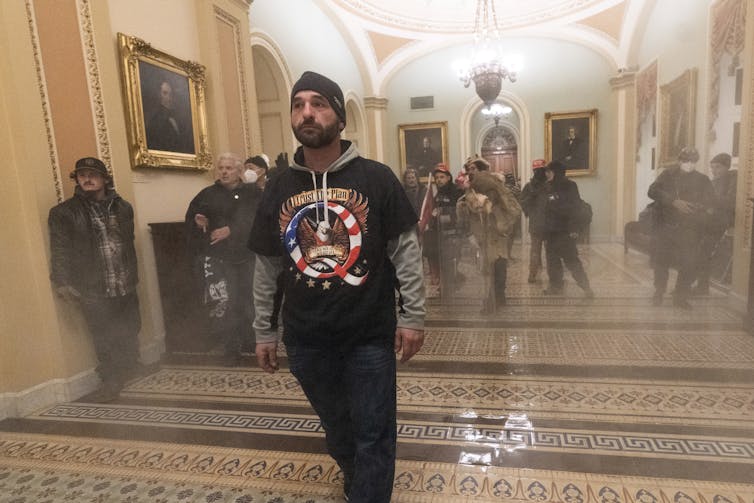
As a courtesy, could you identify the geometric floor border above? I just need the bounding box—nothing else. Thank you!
[31,404,754,462]
[2,433,754,502]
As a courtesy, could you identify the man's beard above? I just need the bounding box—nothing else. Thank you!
[293,119,340,148]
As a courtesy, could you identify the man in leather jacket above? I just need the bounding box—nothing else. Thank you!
[48,157,141,402]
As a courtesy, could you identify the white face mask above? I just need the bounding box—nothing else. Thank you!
[680,162,695,173]
[242,168,258,184]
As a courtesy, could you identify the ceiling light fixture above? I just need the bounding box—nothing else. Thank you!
[481,103,512,126]
[455,0,518,109]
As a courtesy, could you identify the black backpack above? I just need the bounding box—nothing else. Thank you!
[575,199,593,228]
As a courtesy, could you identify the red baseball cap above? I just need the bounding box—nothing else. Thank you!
[433,163,451,176]
[532,159,547,169]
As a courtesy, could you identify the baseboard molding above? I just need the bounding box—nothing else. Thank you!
[0,369,100,420]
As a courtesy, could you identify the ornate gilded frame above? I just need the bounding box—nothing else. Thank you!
[117,33,212,171]
[398,121,449,181]
[545,109,598,176]
[659,68,697,169]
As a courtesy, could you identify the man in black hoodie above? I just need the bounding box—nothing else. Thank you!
[542,160,593,297]
[250,71,425,502]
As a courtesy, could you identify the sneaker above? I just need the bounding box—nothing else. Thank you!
[543,287,563,295]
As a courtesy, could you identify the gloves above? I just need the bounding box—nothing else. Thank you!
[275,152,289,171]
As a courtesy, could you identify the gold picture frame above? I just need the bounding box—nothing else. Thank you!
[659,68,697,169]
[545,109,598,176]
[398,121,449,181]
[117,33,212,171]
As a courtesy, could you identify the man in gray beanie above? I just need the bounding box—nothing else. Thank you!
[251,71,425,502]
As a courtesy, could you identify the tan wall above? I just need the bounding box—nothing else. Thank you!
[0,0,258,408]
[0,0,88,394]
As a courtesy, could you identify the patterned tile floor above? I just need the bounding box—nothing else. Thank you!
[2,242,754,502]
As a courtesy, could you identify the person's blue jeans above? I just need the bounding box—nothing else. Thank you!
[287,343,397,503]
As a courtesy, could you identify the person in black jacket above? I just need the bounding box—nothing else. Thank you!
[423,164,464,293]
[186,152,262,365]
[542,160,593,297]
[520,159,548,283]
[48,157,141,402]
[648,147,715,308]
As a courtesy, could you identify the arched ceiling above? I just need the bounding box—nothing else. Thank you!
[334,0,628,32]
[314,0,651,94]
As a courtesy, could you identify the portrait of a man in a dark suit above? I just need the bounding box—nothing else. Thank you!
[552,118,590,171]
[140,62,195,154]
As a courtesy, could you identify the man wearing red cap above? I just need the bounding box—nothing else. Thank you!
[48,157,141,402]
[520,159,549,283]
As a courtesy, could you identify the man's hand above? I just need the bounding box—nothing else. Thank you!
[394,327,424,363]
[672,199,695,215]
[256,341,280,373]
[569,232,579,239]
[210,226,231,245]
[194,213,209,232]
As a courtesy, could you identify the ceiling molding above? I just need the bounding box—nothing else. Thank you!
[577,0,627,43]
[366,30,418,67]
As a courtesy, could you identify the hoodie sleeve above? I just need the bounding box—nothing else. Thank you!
[388,228,425,330]
[253,254,283,343]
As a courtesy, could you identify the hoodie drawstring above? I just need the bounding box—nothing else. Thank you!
[310,170,330,228]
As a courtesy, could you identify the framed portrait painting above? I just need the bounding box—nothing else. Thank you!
[117,33,212,171]
[398,121,449,180]
[545,109,598,176]
[659,68,697,169]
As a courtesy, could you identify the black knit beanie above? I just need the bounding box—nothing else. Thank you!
[247,155,268,171]
[710,152,731,168]
[290,71,346,127]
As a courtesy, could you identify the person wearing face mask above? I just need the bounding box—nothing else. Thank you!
[647,147,715,309]
[244,155,269,190]
[185,153,262,365]
[520,159,549,283]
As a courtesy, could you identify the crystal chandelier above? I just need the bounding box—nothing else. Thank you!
[456,0,517,109]
[481,103,512,126]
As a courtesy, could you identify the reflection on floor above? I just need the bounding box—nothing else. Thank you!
[2,243,754,502]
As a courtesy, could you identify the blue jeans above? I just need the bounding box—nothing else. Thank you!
[287,343,397,503]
